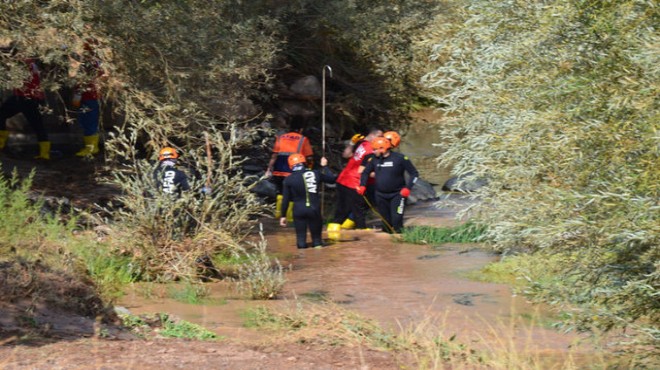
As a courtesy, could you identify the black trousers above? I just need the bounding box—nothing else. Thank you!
[0,95,48,142]
[332,183,368,229]
[293,204,323,248]
[376,191,406,233]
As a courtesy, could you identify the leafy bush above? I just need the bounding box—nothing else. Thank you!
[424,0,659,353]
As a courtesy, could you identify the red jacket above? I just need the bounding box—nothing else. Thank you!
[336,141,374,189]
[13,59,44,100]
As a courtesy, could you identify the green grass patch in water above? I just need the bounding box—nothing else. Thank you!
[401,222,486,245]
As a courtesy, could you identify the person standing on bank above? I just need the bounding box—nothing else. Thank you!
[72,40,104,157]
[265,116,314,219]
[357,137,418,233]
[0,50,50,160]
[280,154,336,249]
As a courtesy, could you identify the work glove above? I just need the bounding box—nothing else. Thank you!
[356,186,366,196]
[279,217,287,227]
[400,187,410,198]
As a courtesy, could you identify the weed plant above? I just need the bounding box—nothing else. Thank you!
[167,281,211,304]
[236,228,286,300]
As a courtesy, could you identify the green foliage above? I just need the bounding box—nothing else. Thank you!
[119,313,219,341]
[401,222,486,245]
[158,313,218,341]
[167,281,211,305]
[424,0,659,352]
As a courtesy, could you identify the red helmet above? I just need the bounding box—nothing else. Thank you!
[288,153,306,169]
[383,131,401,148]
[158,147,179,161]
[371,137,391,151]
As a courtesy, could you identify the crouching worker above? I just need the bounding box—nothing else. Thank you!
[280,154,336,249]
[358,137,418,233]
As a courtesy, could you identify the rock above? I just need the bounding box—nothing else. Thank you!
[442,173,488,193]
[290,75,322,98]
[407,177,437,204]
[251,178,278,200]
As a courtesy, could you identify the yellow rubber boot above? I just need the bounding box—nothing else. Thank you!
[327,223,341,241]
[275,194,283,218]
[341,218,356,230]
[75,134,100,157]
[0,130,9,150]
[34,141,50,160]
[286,202,294,223]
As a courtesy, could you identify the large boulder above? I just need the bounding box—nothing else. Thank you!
[442,173,488,193]
[407,177,437,204]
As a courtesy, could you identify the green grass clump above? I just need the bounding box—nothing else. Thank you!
[167,281,211,304]
[401,222,486,245]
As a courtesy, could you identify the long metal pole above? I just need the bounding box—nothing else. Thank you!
[322,65,332,156]
[321,65,332,217]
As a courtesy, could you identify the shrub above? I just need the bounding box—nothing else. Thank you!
[423,0,659,354]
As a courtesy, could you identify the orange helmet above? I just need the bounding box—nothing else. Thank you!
[158,147,179,161]
[288,153,306,169]
[383,131,401,148]
[371,137,391,151]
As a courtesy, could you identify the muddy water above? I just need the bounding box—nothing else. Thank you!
[120,197,584,363]
[401,109,453,188]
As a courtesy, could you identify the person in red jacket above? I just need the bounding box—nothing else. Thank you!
[328,127,382,232]
[0,48,50,160]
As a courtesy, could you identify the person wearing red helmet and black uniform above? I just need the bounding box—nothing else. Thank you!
[280,154,336,249]
[153,147,190,196]
[358,137,418,233]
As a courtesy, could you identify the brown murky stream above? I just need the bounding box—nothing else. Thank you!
[120,197,587,364]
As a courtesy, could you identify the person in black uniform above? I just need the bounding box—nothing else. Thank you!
[153,147,190,196]
[357,137,418,233]
[280,154,336,249]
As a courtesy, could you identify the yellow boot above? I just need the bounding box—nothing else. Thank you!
[286,202,294,223]
[34,141,50,160]
[275,194,283,218]
[327,223,341,241]
[341,218,356,230]
[0,130,8,150]
[75,134,100,157]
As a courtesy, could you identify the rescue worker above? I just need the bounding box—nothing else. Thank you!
[328,127,382,233]
[0,49,50,160]
[280,154,336,249]
[153,147,190,196]
[265,116,314,219]
[357,137,418,233]
[72,40,104,157]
